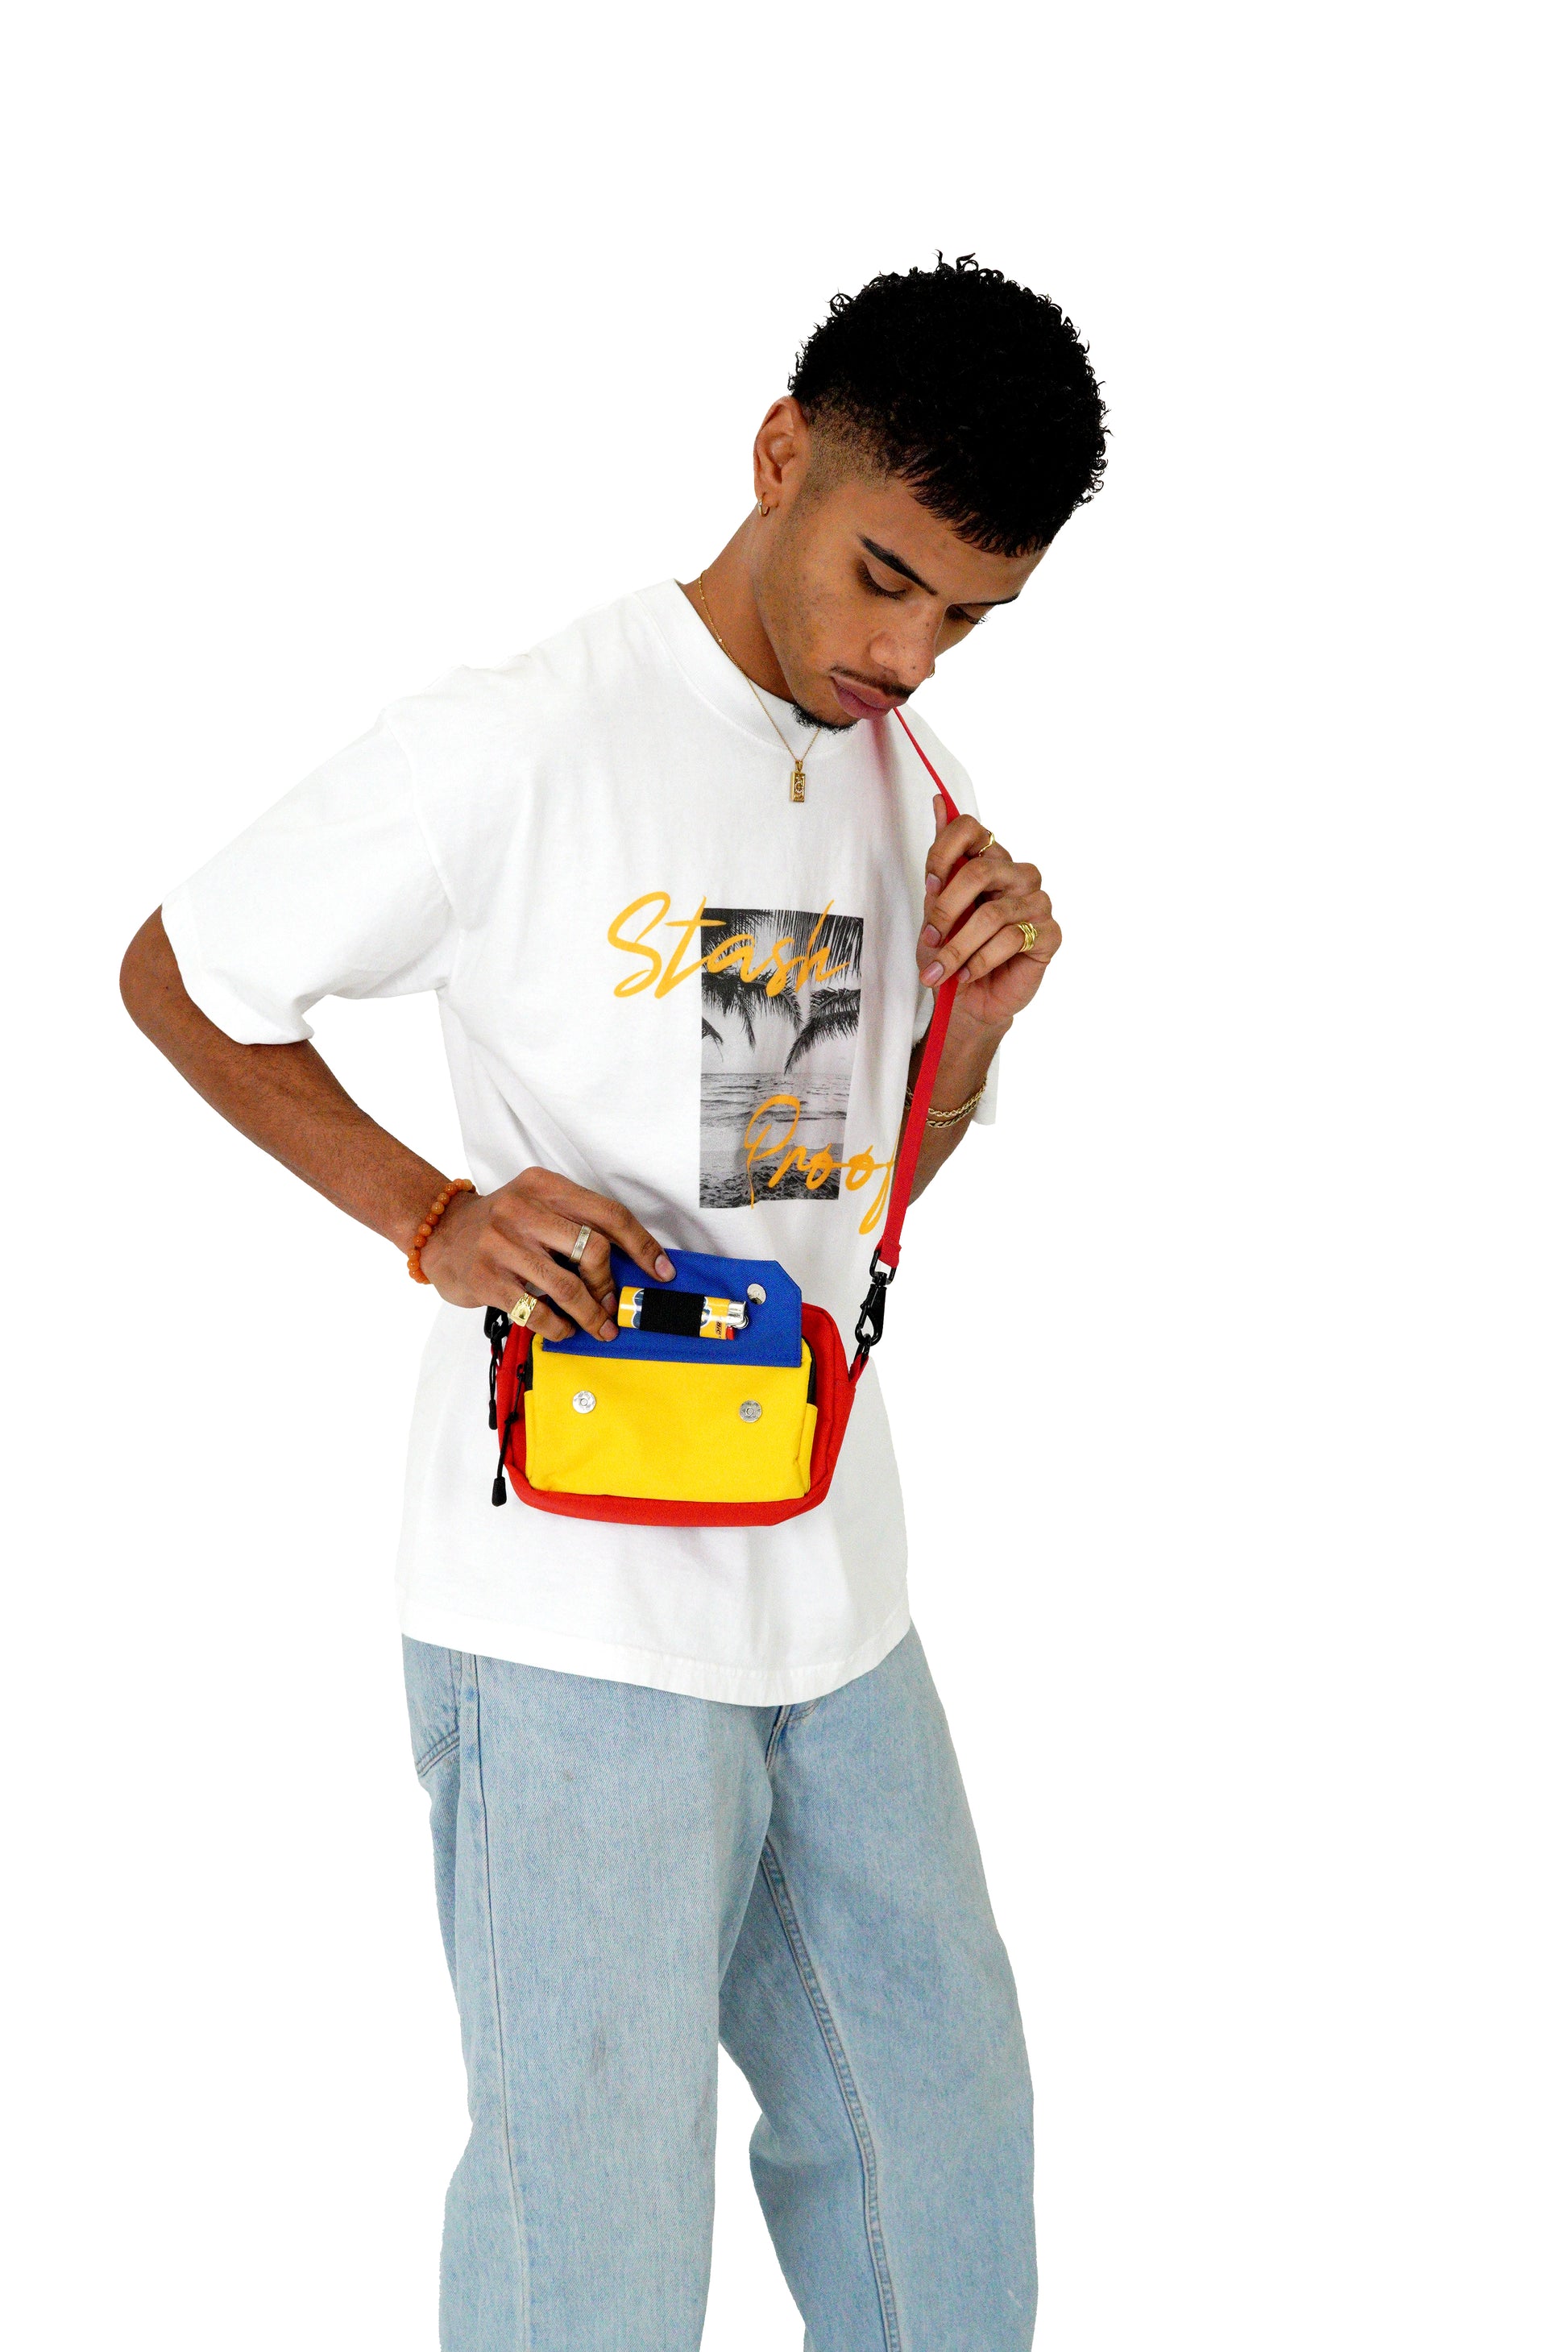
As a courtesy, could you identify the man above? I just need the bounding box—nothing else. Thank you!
[122,253,1105,2350]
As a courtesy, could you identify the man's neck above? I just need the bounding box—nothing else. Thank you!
[679,517,790,700]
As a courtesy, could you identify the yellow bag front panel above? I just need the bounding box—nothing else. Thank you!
[524,1343,817,1504]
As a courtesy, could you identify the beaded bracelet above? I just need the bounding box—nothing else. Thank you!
[407,1176,476,1283]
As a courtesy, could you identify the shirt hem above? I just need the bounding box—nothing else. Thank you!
[396,1594,913,1707]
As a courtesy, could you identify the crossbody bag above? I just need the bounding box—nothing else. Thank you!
[483,711,965,1527]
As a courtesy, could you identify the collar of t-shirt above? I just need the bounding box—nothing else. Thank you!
[638,579,869,783]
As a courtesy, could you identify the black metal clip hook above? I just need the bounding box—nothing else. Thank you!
[852,1253,896,1373]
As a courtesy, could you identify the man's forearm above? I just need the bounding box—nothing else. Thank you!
[120,911,445,1252]
[906,1008,1010,1202]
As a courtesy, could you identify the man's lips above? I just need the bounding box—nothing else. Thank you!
[832,677,906,720]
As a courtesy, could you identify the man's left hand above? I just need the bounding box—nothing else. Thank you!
[917,799,1062,1027]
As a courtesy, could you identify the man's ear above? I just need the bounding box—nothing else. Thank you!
[753,396,811,513]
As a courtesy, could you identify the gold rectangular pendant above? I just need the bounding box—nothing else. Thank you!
[790,762,806,803]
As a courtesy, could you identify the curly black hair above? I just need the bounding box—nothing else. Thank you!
[788,255,1107,556]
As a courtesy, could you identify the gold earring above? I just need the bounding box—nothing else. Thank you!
[757,500,770,517]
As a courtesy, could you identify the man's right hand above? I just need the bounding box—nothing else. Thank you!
[420,1167,677,1342]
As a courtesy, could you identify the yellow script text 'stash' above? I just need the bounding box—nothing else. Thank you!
[605,894,851,1000]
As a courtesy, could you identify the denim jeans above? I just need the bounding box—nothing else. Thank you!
[403,1626,1035,2350]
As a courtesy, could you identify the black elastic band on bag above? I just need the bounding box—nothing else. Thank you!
[485,1307,507,1430]
[484,1308,524,1505]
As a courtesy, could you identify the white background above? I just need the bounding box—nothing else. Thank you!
[5,3,1562,2345]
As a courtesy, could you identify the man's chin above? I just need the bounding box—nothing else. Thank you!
[791,699,857,733]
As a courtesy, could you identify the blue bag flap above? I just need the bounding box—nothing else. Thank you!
[541,1248,803,1369]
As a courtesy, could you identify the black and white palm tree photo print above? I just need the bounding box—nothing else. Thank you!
[699,906,865,1207]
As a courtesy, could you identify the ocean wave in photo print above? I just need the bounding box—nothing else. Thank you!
[700,1071,855,1205]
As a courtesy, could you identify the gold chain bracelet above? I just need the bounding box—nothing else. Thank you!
[903,1079,988,1131]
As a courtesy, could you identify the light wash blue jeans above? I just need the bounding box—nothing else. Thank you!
[404,1626,1035,2350]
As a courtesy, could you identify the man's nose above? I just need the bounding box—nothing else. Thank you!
[868,618,940,695]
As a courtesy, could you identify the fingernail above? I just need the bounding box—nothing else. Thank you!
[925,873,940,893]
[600,1321,617,1341]
[655,1254,675,1280]
[920,960,944,985]
[919,924,940,948]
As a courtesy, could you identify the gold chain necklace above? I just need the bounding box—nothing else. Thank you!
[695,570,823,803]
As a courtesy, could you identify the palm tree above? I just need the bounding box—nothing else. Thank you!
[783,988,862,1074]
[701,958,804,1049]
[700,907,860,1050]
[701,1018,723,1051]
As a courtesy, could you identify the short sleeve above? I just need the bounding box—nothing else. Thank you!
[160,716,456,1046]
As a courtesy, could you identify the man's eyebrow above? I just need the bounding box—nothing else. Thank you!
[858,536,1020,610]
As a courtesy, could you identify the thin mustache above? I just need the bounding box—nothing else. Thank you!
[832,669,912,702]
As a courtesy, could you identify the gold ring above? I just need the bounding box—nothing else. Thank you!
[569,1224,592,1267]
[508,1292,538,1327]
[1015,919,1039,952]
[979,830,995,852]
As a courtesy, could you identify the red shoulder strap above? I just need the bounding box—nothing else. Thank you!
[849,709,967,1377]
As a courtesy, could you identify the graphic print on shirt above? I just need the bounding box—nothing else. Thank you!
[605,888,894,1230]
[698,906,864,1206]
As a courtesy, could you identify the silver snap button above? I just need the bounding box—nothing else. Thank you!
[738,1400,762,1423]
[571,1390,596,1414]
[746,1283,766,1305]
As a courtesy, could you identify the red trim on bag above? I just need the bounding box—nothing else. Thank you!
[495,1305,853,1525]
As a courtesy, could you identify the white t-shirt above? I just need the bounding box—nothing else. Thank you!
[164,580,992,1703]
